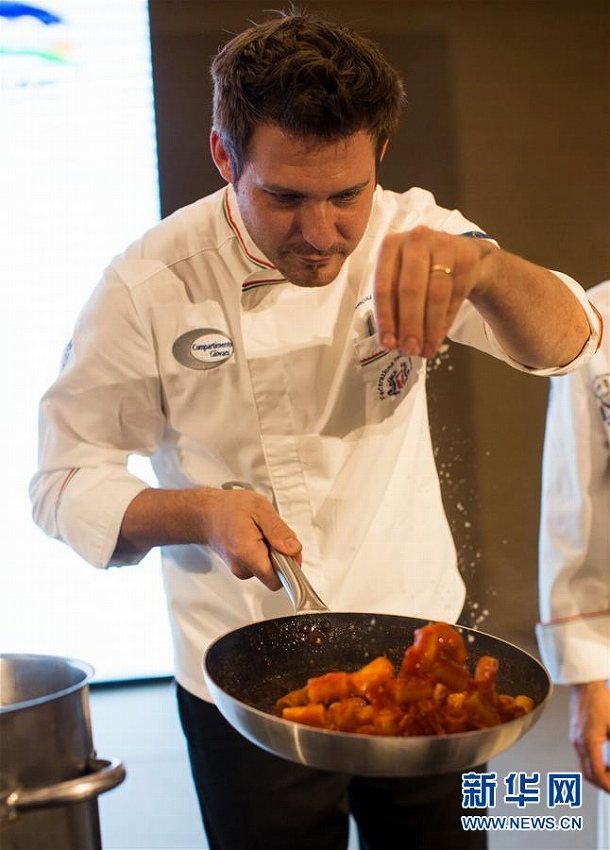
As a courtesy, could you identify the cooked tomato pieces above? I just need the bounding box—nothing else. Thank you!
[274,622,534,736]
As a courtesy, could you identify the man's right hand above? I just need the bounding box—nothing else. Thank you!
[114,486,302,590]
[569,681,610,793]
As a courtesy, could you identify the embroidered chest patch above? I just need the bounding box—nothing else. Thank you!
[376,353,413,400]
[592,373,610,424]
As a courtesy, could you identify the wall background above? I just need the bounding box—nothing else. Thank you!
[149,0,610,652]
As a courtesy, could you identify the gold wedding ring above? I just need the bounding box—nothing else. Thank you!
[430,264,453,275]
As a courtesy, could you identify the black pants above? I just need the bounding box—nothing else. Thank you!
[177,685,487,850]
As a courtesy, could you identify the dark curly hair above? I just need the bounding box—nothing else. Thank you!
[211,10,406,179]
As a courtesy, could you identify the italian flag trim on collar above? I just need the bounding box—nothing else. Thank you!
[222,188,275,271]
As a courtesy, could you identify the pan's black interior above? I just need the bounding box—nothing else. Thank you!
[205,615,551,715]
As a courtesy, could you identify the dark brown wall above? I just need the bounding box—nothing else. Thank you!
[149,0,610,651]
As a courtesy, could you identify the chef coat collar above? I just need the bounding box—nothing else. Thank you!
[223,186,287,292]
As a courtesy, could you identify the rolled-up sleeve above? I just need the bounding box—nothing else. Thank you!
[449,271,603,376]
[29,267,165,568]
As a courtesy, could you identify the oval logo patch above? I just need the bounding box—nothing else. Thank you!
[172,328,234,370]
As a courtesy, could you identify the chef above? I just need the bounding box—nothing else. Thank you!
[537,280,609,850]
[30,11,602,850]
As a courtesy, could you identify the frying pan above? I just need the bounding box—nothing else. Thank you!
[203,551,552,777]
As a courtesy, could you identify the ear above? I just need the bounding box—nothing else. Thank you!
[210,131,235,183]
[379,138,389,162]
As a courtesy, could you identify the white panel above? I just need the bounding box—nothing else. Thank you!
[1,1,173,681]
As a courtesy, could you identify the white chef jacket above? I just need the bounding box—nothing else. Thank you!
[537,281,610,684]
[30,184,602,700]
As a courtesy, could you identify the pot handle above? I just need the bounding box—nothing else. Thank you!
[1,757,126,820]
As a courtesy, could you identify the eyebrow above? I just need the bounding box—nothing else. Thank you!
[262,179,371,198]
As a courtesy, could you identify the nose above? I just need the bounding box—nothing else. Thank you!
[298,202,337,252]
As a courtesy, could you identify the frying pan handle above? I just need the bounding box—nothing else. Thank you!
[270,550,330,614]
[220,481,329,615]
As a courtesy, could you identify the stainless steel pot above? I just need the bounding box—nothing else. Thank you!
[0,654,126,850]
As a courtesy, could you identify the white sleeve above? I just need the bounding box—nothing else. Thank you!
[535,284,610,682]
[448,271,603,376]
[29,267,165,569]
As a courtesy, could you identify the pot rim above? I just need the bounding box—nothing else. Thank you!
[0,653,95,714]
